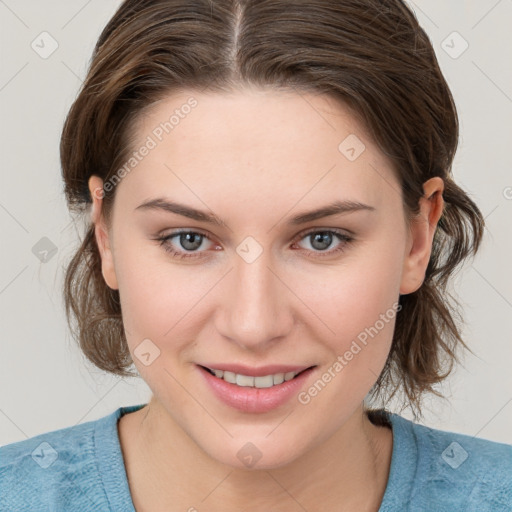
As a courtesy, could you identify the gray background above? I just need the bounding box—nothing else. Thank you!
[1,0,511,446]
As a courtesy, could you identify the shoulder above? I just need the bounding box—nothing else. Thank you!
[387,413,512,512]
[0,414,112,511]
[411,418,512,482]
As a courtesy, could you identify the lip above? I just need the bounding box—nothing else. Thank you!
[197,364,316,413]
[197,363,312,377]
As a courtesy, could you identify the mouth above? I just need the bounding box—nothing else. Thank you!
[197,363,318,413]
[198,365,316,389]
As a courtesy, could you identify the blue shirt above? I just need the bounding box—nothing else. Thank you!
[1,404,511,511]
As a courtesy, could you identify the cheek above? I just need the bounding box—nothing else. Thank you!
[300,243,402,329]
[291,237,403,372]
[112,240,214,351]
[292,255,402,416]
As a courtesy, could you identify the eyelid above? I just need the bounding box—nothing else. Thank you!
[292,225,355,240]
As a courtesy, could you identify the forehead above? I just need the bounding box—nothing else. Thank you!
[118,88,399,214]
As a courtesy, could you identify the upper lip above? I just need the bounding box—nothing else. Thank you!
[198,363,315,377]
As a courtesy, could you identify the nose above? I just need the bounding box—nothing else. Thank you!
[215,247,294,352]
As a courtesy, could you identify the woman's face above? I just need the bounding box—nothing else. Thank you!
[90,87,440,469]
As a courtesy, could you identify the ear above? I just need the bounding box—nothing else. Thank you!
[88,175,119,290]
[399,177,444,295]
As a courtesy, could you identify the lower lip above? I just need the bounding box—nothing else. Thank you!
[198,365,316,413]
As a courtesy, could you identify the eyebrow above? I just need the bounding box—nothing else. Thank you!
[134,198,375,226]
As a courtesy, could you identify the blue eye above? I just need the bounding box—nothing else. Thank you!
[294,230,353,256]
[155,230,214,260]
[154,228,354,260]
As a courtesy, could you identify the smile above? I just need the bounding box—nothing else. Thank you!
[198,364,317,413]
[202,366,311,388]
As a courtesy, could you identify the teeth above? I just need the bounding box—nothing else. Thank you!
[253,375,274,388]
[223,371,236,384]
[273,373,285,385]
[207,368,302,388]
[236,374,254,387]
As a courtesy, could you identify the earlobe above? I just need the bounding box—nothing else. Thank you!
[88,175,119,291]
[399,177,444,295]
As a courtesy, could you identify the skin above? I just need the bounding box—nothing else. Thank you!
[88,86,444,511]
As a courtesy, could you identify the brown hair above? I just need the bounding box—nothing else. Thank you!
[60,0,484,420]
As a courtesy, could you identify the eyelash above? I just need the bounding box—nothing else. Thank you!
[154,228,354,260]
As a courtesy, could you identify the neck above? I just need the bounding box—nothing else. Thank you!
[119,398,392,512]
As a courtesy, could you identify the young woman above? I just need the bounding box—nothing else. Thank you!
[1,1,511,511]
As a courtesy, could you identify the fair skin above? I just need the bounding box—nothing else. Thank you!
[88,87,444,511]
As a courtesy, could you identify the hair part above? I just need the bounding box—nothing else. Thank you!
[60,0,484,421]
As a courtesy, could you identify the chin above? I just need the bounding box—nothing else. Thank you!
[203,434,308,471]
